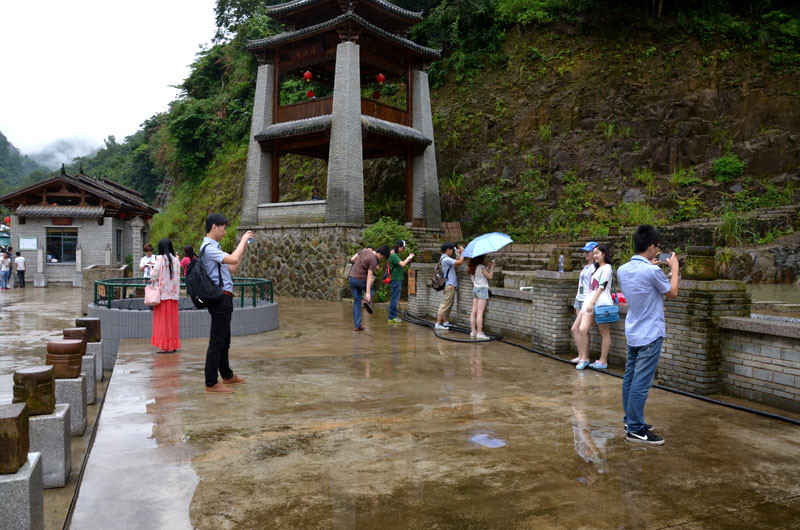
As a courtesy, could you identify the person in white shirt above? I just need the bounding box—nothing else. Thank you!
[468,254,495,340]
[139,244,156,279]
[0,251,10,290]
[575,244,615,370]
[14,252,26,288]
[570,241,598,363]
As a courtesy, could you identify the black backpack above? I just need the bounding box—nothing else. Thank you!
[429,258,451,292]
[185,243,223,309]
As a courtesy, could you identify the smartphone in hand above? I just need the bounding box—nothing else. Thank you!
[658,252,672,263]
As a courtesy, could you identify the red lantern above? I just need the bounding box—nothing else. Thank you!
[303,71,313,82]
[376,73,385,85]
[143,215,152,221]
[306,90,315,99]
[3,216,9,225]
[119,212,127,220]
[372,91,381,100]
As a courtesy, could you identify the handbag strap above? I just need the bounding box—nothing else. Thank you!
[199,243,223,287]
[610,272,618,306]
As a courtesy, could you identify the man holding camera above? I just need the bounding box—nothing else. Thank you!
[617,224,680,445]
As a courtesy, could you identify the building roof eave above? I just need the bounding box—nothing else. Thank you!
[265,0,423,22]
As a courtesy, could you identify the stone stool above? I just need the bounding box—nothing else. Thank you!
[0,403,29,474]
[76,317,101,343]
[0,452,44,530]
[55,376,87,436]
[12,366,55,416]
[63,327,88,356]
[46,339,84,379]
[14,367,72,488]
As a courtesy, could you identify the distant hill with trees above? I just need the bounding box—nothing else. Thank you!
[0,131,51,197]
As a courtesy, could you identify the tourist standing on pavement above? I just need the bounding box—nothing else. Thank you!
[180,245,196,276]
[151,238,181,354]
[201,213,253,393]
[0,251,10,290]
[575,244,614,370]
[617,224,679,445]
[14,251,26,288]
[348,245,390,331]
[387,240,414,324]
[468,254,495,340]
[140,244,156,279]
[434,242,466,330]
[570,241,598,363]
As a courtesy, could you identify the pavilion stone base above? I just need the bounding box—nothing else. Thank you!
[239,223,364,300]
[55,376,87,436]
[0,452,44,530]
[86,341,104,381]
[34,273,46,288]
[29,404,71,489]
[82,354,97,405]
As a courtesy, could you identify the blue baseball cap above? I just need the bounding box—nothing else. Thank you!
[581,241,598,251]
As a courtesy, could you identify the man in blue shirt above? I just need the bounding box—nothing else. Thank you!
[617,225,679,445]
[434,242,465,330]
[202,213,253,393]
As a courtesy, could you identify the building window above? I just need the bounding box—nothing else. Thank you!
[46,228,78,263]
[116,229,122,263]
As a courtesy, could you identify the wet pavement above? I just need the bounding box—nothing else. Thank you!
[60,297,800,529]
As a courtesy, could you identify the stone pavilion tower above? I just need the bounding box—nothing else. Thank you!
[240,0,442,228]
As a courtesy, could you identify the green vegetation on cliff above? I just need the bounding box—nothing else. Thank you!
[63,0,800,250]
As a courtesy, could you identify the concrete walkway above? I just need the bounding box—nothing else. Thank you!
[69,298,799,529]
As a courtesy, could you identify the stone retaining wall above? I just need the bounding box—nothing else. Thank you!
[238,223,363,300]
[719,317,800,412]
[409,264,799,412]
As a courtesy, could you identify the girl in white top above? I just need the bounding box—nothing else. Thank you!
[0,251,10,290]
[468,254,495,340]
[570,242,597,363]
[575,244,614,370]
[139,244,156,279]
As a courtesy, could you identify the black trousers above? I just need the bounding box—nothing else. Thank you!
[205,294,234,387]
[17,271,25,288]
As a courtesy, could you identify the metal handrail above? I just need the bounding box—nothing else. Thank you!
[93,277,274,308]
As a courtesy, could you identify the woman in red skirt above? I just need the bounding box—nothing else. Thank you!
[151,238,181,353]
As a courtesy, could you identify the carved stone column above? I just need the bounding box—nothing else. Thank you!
[411,69,442,229]
[104,243,111,266]
[73,244,82,287]
[325,41,364,225]
[34,246,46,287]
[242,63,275,226]
[130,217,145,271]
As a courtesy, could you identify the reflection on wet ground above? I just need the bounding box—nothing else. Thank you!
[68,298,800,529]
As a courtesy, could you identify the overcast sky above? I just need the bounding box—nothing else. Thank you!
[0,0,218,164]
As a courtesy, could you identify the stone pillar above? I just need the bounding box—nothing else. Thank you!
[411,69,442,229]
[104,243,111,266]
[34,246,46,287]
[325,41,364,225]
[242,63,275,226]
[73,245,82,287]
[530,270,579,354]
[659,280,751,394]
[407,263,434,317]
[130,217,144,271]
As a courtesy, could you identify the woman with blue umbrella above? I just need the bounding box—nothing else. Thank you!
[463,232,512,340]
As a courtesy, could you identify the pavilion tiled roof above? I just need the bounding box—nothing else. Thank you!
[15,205,106,218]
[264,0,423,22]
[246,11,440,60]
[360,115,432,145]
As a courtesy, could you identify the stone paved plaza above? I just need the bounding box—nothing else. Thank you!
[2,289,800,528]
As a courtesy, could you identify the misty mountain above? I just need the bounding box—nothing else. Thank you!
[0,131,52,196]
[29,137,101,170]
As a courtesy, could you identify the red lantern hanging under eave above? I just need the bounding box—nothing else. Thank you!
[143,215,152,221]
[303,71,313,82]
[118,212,127,220]
[306,90,315,99]
[376,73,386,85]
[3,216,9,225]
[372,91,381,100]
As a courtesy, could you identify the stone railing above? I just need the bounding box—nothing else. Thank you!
[408,263,800,413]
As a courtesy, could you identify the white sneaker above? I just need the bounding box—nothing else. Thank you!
[476,333,490,340]
[434,324,448,331]
[470,332,477,338]
[443,322,452,328]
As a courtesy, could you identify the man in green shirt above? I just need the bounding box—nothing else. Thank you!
[388,239,415,323]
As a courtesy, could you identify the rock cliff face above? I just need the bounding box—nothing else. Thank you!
[430,29,800,218]
[719,232,800,284]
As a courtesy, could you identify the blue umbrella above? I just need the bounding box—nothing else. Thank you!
[462,232,513,258]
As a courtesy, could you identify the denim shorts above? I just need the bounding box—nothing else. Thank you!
[574,298,583,310]
[473,287,489,300]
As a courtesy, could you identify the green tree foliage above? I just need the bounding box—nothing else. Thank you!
[0,131,51,195]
